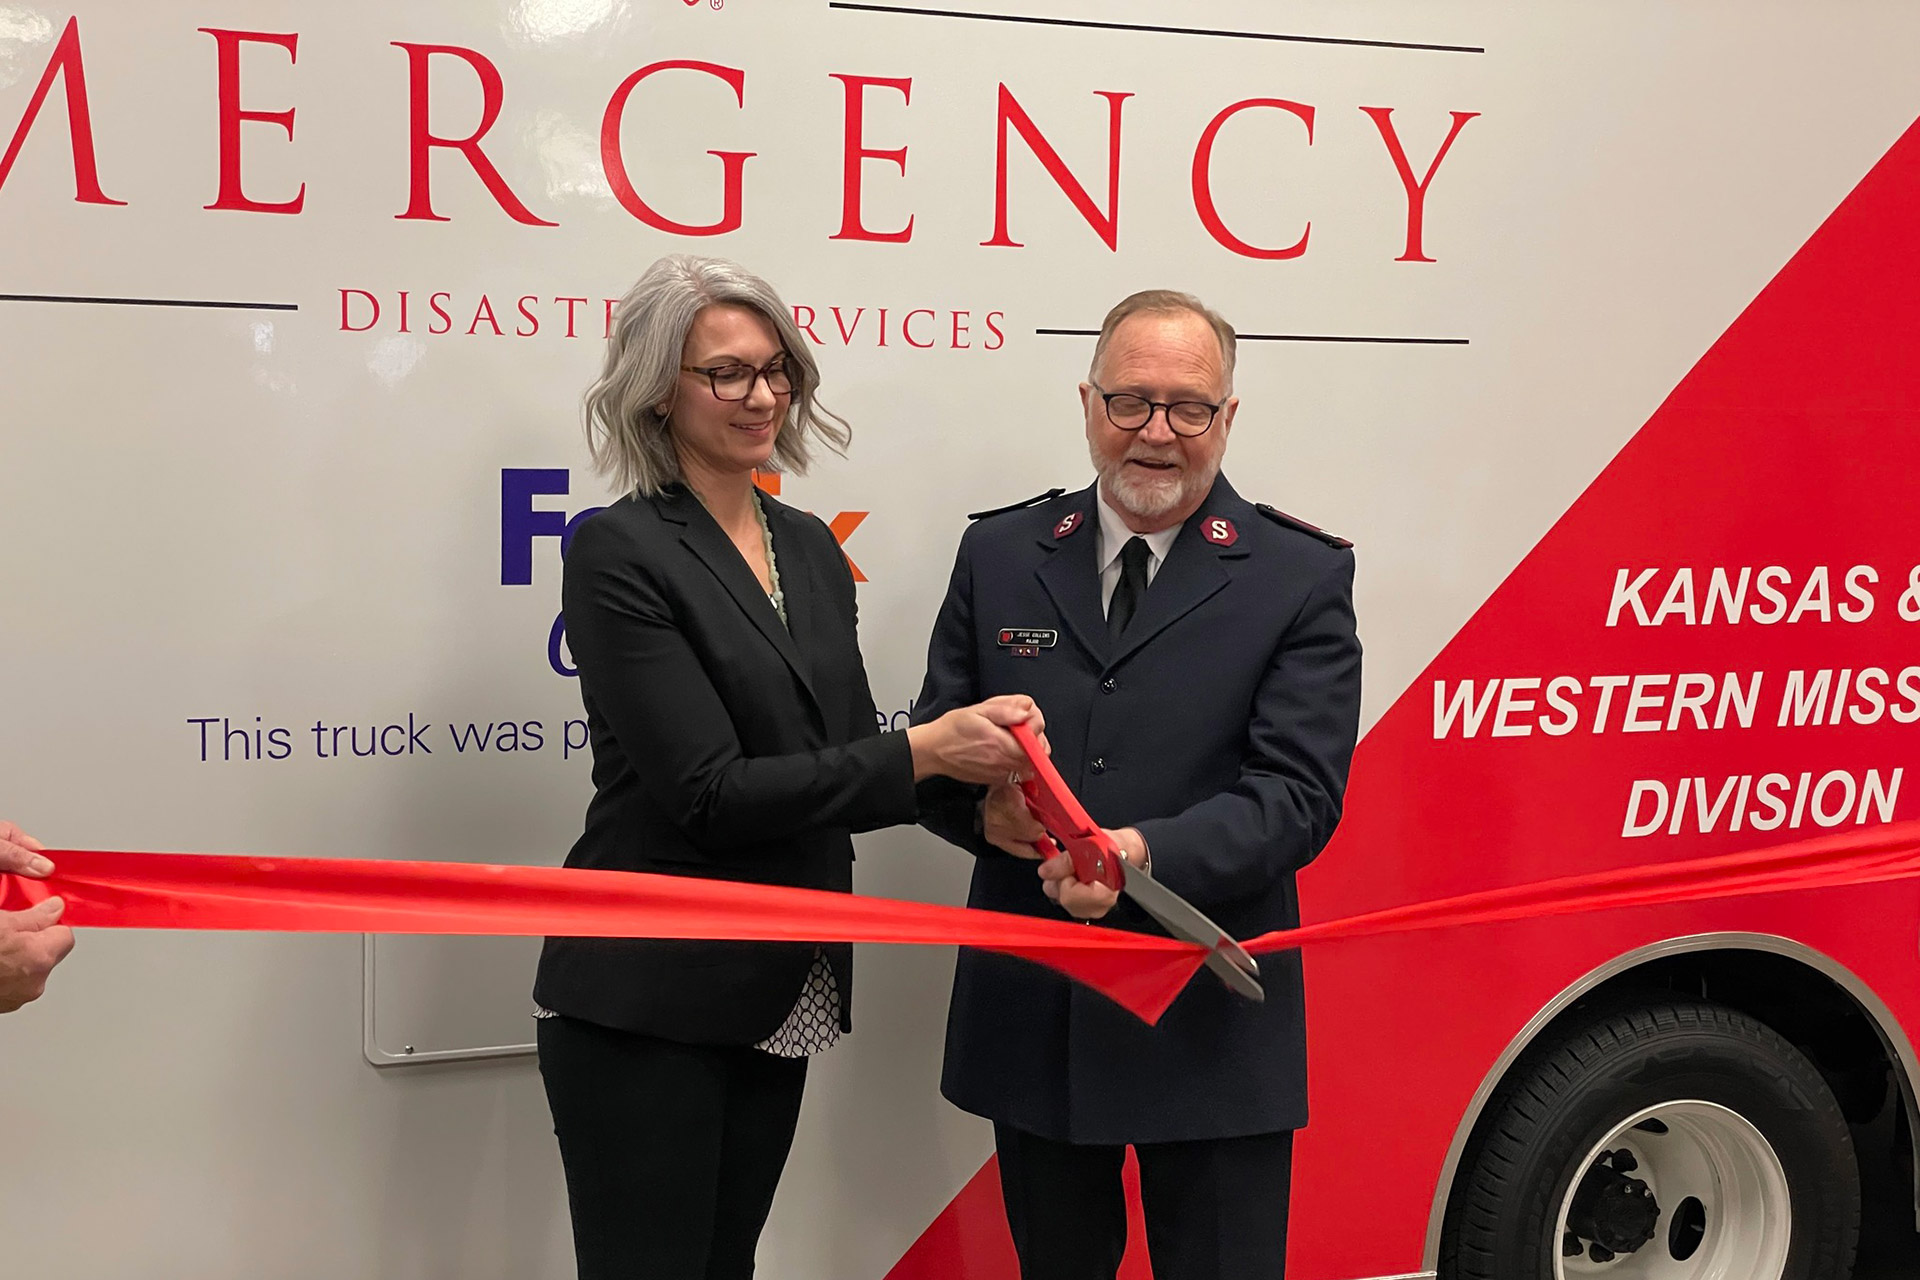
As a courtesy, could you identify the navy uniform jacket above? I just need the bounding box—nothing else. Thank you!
[913,475,1361,1144]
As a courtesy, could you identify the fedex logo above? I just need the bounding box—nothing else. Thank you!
[499,467,869,675]
[500,468,602,586]
[499,467,595,676]
[750,470,869,582]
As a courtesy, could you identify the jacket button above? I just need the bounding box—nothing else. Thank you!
[1101,677,1117,693]
[1090,757,1107,774]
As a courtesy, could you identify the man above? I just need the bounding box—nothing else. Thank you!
[0,820,72,1013]
[913,290,1362,1280]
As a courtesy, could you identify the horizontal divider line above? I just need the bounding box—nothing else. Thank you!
[0,293,299,312]
[1037,328,1469,345]
[826,3,1485,55]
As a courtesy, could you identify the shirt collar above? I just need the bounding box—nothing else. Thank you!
[1094,489,1183,573]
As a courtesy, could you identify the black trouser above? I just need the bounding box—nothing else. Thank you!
[994,1123,1295,1280]
[538,1014,808,1280]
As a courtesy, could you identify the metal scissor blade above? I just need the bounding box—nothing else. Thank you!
[1119,864,1264,1003]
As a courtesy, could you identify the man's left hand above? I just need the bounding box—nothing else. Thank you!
[0,821,54,878]
[1038,827,1146,920]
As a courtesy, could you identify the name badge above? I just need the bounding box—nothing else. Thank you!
[996,627,1058,654]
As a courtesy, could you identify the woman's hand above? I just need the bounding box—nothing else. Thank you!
[908,695,1046,784]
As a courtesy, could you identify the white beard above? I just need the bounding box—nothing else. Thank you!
[1093,444,1219,523]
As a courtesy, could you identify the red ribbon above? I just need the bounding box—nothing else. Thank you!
[6,821,1919,1024]
[0,851,1209,1024]
[1250,819,1920,951]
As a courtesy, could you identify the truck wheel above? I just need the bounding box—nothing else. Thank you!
[1440,1000,1859,1279]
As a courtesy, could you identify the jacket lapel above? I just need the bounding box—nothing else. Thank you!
[652,485,824,721]
[1035,486,1110,665]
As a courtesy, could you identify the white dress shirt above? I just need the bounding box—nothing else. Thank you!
[1095,491,1181,616]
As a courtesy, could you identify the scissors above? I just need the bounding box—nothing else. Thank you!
[1007,722,1264,1002]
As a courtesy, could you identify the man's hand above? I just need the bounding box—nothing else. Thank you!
[0,820,55,878]
[1037,827,1147,920]
[1,821,74,1013]
[1,897,74,1014]
[1105,826,1148,872]
[983,783,1049,859]
[1038,852,1118,919]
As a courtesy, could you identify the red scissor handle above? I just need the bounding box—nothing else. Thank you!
[1007,721,1125,890]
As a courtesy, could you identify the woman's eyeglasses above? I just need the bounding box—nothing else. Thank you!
[681,359,794,402]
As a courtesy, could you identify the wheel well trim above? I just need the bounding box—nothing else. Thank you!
[1420,931,1920,1270]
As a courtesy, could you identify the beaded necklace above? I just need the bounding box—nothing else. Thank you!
[751,488,786,628]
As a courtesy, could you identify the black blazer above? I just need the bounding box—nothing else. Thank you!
[533,483,917,1045]
[914,476,1362,1144]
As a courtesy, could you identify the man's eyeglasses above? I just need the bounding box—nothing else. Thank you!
[682,359,794,402]
[1090,383,1221,437]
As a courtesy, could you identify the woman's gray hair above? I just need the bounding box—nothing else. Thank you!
[584,254,850,496]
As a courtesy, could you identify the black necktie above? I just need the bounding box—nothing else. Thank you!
[1108,536,1151,640]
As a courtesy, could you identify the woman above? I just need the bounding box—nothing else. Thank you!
[532,254,1038,1280]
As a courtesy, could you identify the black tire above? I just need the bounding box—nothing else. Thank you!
[1439,999,1860,1279]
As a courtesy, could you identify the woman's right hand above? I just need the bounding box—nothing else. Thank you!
[908,696,1046,784]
